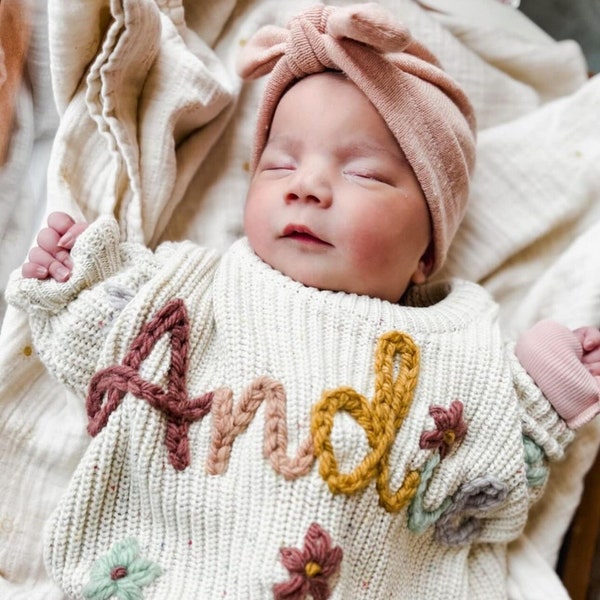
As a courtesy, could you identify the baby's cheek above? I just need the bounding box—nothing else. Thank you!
[343,230,371,265]
[346,227,396,271]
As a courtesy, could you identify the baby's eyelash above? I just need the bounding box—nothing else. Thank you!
[265,165,295,171]
[346,170,385,183]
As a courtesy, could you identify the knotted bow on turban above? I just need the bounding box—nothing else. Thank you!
[237,3,477,273]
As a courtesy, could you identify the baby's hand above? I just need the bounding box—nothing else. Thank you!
[21,212,88,282]
[574,326,600,377]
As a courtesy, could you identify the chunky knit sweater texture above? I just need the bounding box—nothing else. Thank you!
[6,218,575,600]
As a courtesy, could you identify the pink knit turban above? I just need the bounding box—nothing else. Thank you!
[237,3,477,273]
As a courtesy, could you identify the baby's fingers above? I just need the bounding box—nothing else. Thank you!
[36,227,74,268]
[585,363,600,377]
[46,212,87,248]
[47,212,76,236]
[22,247,71,282]
[573,327,600,377]
[21,261,48,279]
[21,214,87,281]
[574,327,600,351]
[20,213,85,281]
[581,347,600,377]
[57,222,88,250]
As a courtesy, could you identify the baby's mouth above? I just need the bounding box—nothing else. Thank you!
[282,224,332,245]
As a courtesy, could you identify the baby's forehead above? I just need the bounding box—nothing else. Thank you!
[275,71,363,107]
[263,131,406,164]
[267,74,406,158]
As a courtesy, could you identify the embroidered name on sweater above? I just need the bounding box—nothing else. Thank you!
[87,299,213,470]
[312,330,421,512]
[86,299,422,511]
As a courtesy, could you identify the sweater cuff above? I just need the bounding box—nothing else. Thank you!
[515,319,600,429]
[5,216,122,315]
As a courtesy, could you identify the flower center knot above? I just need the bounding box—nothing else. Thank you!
[110,566,128,580]
[304,561,322,578]
[442,429,456,446]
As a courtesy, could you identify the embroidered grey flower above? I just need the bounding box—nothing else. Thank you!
[434,476,508,546]
[105,282,136,312]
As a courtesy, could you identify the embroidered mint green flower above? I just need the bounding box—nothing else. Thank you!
[83,538,162,600]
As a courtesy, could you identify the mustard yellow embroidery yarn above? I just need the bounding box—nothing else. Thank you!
[311,331,421,512]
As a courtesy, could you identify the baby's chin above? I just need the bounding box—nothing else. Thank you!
[278,264,399,301]
[254,248,407,302]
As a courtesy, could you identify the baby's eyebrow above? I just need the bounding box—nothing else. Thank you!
[340,140,406,163]
[263,134,407,164]
[263,134,300,153]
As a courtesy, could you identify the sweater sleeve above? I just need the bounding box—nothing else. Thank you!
[502,343,575,509]
[507,344,575,463]
[4,217,177,397]
[515,319,600,429]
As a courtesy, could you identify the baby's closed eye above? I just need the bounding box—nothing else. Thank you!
[257,149,296,174]
[263,163,295,171]
[344,167,392,186]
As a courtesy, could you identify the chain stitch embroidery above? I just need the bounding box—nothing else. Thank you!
[86,299,213,470]
[86,300,424,509]
[206,377,314,479]
[407,453,453,533]
[419,400,467,458]
[311,331,421,512]
[522,435,549,487]
[82,538,162,599]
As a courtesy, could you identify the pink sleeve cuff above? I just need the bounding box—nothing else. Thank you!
[515,319,600,429]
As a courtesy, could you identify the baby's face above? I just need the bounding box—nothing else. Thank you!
[244,72,432,303]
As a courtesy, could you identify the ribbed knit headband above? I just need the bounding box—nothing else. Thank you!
[237,2,477,273]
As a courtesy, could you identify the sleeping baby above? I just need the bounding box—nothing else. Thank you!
[7,3,600,599]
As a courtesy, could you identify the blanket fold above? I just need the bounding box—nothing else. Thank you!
[47,0,235,243]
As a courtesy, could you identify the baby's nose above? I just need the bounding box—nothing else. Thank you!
[285,164,333,207]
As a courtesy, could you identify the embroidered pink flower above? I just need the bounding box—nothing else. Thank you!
[273,522,343,600]
[420,400,467,459]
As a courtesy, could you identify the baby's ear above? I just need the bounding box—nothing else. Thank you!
[411,244,434,285]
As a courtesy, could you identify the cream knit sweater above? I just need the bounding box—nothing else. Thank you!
[6,217,575,600]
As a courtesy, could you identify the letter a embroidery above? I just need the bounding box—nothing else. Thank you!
[86,299,213,470]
